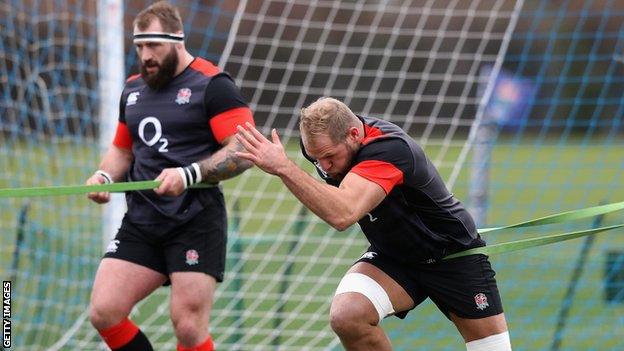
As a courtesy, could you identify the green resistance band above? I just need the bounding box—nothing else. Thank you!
[478,200,624,234]
[2,181,622,225]
[445,224,624,259]
[0,180,216,198]
[440,200,624,259]
[0,181,622,260]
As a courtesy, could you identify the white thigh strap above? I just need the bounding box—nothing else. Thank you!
[466,331,512,351]
[335,273,395,323]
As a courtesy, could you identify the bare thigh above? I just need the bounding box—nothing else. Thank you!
[90,258,167,328]
[450,312,508,342]
[168,272,217,345]
[169,271,217,321]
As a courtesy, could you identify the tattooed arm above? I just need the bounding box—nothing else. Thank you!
[154,136,253,196]
[197,135,253,183]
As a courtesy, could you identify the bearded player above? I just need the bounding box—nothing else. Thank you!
[85,2,254,350]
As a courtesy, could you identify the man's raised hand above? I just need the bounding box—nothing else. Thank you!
[235,122,291,176]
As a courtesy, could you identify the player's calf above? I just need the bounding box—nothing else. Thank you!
[96,318,153,351]
[176,335,215,351]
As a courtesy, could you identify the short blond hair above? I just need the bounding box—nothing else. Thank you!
[133,1,183,33]
[299,97,359,143]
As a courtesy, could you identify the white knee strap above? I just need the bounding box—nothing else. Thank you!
[334,273,394,323]
[466,331,512,351]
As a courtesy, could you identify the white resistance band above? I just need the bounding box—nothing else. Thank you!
[335,273,395,323]
[133,31,184,44]
[465,331,512,351]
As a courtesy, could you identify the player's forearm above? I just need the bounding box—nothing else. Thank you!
[98,145,133,182]
[277,162,357,231]
[196,138,253,183]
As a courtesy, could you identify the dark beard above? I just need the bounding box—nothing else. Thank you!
[140,47,178,90]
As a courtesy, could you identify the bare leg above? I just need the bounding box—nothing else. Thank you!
[169,272,217,347]
[90,258,167,330]
[450,312,508,342]
[330,262,415,351]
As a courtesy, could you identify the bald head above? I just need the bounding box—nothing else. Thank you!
[299,97,361,144]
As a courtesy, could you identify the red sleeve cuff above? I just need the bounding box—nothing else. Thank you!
[350,160,404,194]
[112,122,132,149]
[209,107,255,143]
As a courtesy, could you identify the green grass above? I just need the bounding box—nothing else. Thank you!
[1,137,623,350]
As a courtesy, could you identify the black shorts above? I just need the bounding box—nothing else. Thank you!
[356,249,503,320]
[103,205,227,282]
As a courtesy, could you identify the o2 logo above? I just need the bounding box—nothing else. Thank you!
[138,116,169,152]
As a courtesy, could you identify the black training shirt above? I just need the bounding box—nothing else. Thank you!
[302,115,484,263]
[113,57,253,231]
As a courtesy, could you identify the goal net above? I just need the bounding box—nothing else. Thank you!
[2,0,623,350]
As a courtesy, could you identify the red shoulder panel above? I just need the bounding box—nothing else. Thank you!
[350,160,404,194]
[190,58,221,77]
[125,74,141,82]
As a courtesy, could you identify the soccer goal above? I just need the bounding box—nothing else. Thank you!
[1,1,623,350]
